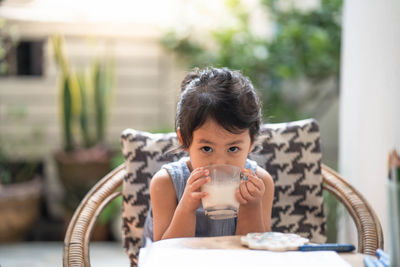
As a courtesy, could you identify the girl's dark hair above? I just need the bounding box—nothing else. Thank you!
[176,67,262,148]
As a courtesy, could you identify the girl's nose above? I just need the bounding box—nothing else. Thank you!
[213,157,228,166]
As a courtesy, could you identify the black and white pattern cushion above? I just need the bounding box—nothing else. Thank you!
[120,118,326,266]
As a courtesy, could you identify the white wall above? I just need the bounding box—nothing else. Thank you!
[339,0,400,249]
[0,21,183,159]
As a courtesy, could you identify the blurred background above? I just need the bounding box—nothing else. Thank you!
[0,0,399,265]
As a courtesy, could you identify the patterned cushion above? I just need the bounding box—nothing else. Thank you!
[120,118,325,266]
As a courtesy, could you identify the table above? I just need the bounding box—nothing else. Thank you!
[144,235,371,267]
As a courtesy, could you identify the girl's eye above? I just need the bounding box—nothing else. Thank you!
[228,147,239,152]
[201,146,213,153]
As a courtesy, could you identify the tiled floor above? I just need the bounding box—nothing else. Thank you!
[0,241,129,267]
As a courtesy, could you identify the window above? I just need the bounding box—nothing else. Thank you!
[1,39,44,76]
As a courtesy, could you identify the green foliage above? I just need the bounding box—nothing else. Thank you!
[263,0,342,80]
[0,134,42,184]
[98,195,122,225]
[161,0,342,122]
[61,75,74,151]
[0,159,40,184]
[323,190,339,243]
[51,35,114,151]
[94,60,114,143]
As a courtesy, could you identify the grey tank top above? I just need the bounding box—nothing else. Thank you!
[142,157,258,243]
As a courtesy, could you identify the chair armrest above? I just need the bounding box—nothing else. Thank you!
[63,164,125,267]
[322,164,384,255]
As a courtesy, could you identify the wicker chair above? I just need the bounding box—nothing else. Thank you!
[63,164,384,266]
[63,121,384,267]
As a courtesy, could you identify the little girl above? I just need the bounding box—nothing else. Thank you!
[143,67,274,241]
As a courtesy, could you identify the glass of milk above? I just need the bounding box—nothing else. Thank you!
[201,164,242,220]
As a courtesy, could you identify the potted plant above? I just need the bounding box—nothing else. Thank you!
[51,35,115,239]
[0,139,44,242]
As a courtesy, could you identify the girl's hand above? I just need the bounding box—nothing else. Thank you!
[236,169,265,206]
[179,167,210,213]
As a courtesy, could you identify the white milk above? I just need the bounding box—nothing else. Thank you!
[201,182,239,219]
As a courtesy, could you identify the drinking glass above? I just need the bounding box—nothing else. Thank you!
[201,164,242,220]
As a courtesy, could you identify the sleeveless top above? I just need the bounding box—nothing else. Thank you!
[142,157,258,243]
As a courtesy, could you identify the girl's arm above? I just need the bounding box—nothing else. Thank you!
[235,166,274,235]
[150,167,210,241]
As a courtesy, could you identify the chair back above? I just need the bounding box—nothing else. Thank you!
[121,118,326,265]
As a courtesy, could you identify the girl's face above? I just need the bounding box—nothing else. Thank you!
[179,118,253,170]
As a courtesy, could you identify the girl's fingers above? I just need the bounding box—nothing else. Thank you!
[191,191,208,199]
[246,181,259,197]
[242,169,264,192]
[191,175,210,190]
[187,168,209,184]
[247,175,263,190]
[239,180,254,201]
[236,188,247,204]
